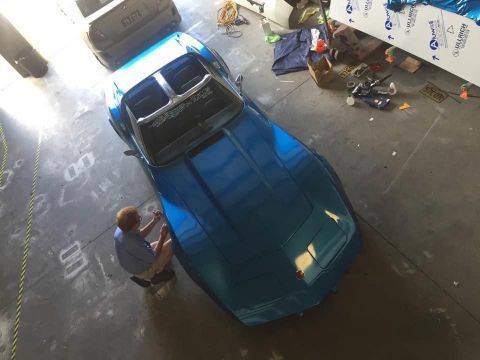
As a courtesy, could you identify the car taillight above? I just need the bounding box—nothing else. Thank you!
[89,26,108,46]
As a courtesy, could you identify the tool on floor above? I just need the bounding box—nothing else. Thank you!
[351,74,393,110]
[346,81,356,90]
[352,63,369,78]
[374,82,397,96]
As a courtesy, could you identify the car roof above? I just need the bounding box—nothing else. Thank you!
[111,32,199,97]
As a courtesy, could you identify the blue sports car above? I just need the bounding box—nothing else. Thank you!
[105,32,362,325]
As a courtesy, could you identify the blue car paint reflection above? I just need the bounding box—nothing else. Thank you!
[105,32,362,325]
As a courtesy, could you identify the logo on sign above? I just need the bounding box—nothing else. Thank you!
[363,0,373,17]
[452,23,469,57]
[428,21,439,50]
[346,1,353,14]
[385,9,393,30]
[404,6,418,34]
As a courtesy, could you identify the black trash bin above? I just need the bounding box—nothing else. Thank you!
[14,47,48,78]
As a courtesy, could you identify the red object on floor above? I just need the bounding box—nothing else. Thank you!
[313,39,327,53]
[370,63,382,73]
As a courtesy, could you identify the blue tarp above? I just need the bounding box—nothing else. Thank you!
[387,0,480,25]
[272,26,330,75]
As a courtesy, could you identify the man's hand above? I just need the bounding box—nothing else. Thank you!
[153,210,163,222]
[140,210,163,238]
[160,224,169,239]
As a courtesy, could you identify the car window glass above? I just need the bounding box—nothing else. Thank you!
[161,55,208,95]
[75,0,114,17]
[125,76,170,119]
[139,79,243,165]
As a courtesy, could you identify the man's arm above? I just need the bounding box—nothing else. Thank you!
[154,224,170,255]
[139,210,163,238]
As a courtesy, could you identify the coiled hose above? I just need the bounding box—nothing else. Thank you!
[217,0,243,38]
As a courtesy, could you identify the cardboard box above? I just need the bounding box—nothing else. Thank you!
[308,56,335,87]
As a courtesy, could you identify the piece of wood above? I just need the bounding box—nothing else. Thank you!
[399,56,422,73]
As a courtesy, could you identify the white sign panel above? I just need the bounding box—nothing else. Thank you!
[330,0,480,86]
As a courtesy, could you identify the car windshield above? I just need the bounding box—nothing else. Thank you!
[75,0,114,17]
[138,78,243,165]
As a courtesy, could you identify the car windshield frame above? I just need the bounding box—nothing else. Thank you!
[123,57,244,166]
[75,0,115,17]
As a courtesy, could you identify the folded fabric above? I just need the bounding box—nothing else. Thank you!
[272,26,330,75]
[387,0,480,25]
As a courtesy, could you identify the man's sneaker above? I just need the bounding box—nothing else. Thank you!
[150,269,175,284]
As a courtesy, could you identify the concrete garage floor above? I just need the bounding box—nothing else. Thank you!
[1,0,480,358]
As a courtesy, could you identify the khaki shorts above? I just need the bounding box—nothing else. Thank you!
[136,239,173,280]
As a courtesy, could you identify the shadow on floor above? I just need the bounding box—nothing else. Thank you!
[142,219,459,360]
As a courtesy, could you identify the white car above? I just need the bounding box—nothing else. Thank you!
[62,0,181,68]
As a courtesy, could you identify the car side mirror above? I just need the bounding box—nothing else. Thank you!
[123,149,141,158]
[235,74,243,92]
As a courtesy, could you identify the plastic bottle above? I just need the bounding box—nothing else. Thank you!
[346,95,355,106]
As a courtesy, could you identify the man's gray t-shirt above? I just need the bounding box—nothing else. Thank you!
[114,227,155,274]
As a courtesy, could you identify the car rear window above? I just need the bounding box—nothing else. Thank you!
[139,78,243,165]
[161,55,209,94]
[75,0,115,17]
[125,76,170,119]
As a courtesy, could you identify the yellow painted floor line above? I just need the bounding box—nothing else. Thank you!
[0,123,7,186]
[9,132,42,360]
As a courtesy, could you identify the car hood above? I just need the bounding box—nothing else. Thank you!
[151,108,315,265]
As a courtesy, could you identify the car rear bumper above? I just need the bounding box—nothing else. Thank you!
[85,2,181,68]
[238,228,362,326]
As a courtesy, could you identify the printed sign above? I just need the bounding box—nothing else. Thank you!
[330,0,480,86]
[150,86,213,128]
